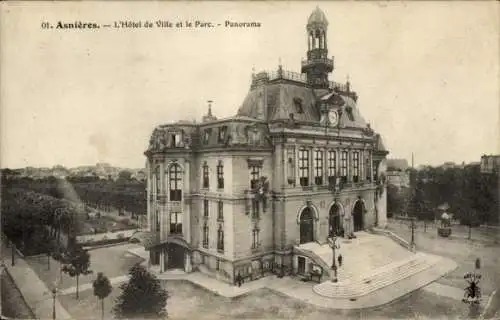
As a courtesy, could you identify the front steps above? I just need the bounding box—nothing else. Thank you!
[313,252,441,299]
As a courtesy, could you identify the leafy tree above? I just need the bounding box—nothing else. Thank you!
[93,272,113,320]
[62,244,93,299]
[113,264,168,319]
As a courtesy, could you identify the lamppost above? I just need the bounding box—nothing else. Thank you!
[408,216,417,250]
[51,280,60,320]
[328,235,340,282]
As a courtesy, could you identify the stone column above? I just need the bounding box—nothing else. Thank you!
[370,151,374,182]
[309,147,314,186]
[184,160,190,241]
[185,253,192,272]
[159,250,165,273]
[295,145,300,186]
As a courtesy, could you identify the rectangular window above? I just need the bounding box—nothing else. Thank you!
[366,155,371,181]
[328,151,336,185]
[169,212,182,234]
[218,201,224,221]
[202,162,209,189]
[217,161,224,189]
[171,133,182,147]
[203,199,209,217]
[341,151,348,183]
[251,200,260,220]
[250,166,261,189]
[314,149,323,185]
[286,148,295,184]
[217,226,224,253]
[299,148,309,187]
[252,227,260,249]
[169,164,182,201]
[216,258,220,271]
[155,209,160,232]
[353,151,360,183]
[155,165,161,198]
[202,223,209,249]
[203,129,211,144]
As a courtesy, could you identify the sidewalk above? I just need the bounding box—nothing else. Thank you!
[1,240,71,320]
[152,252,458,310]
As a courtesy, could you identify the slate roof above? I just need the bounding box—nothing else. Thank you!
[236,82,369,129]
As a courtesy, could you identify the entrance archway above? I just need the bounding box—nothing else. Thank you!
[299,207,314,244]
[353,200,364,232]
[167,243,185,269]
[329,203,342,237]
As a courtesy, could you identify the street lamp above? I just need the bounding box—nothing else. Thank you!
[51,280,60,320]
[328,235,340,282]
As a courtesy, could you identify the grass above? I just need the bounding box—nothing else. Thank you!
[27,243,143,291]
[80,216,135,235]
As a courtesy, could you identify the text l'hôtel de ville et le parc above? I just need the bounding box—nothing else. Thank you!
[42,20,262,30]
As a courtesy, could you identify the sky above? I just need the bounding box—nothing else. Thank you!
[1,1,499,169]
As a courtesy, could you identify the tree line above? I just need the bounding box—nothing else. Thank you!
[387,164,499,226]
[2,174,147,218]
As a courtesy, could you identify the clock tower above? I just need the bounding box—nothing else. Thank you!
[301,7,334,89]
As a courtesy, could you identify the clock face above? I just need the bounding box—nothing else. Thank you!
[329,111,339,126]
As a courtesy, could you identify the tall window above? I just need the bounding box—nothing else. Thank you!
[251,200,260,220]
[155,165,161,196]
[217,161,224,189]
[203,129,211,144]
[169,164,182,201]
[250,166,261,189]
[328,151,336,185]
[252,227,260,249]
[203,199,209,217]
[169,212,182,234]
[314,149,323,185]
[202,223,209,248]
[353,152,360,183]
[366,154,371,181]
[341,151,348,183]
[155,209,160,232]
[202,162,209,189]
[217,201,224,221]
[217,225,224,252]
[299,148,309,187]
[286,148,295,185]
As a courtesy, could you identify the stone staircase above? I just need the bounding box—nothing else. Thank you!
[313,252,441,299]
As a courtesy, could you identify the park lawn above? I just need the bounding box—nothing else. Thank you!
[27,243,144,291]
[59,278,478,320]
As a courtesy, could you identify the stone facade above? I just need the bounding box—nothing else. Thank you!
[142,7,389,285]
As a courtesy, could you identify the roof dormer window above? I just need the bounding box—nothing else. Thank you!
[218,126,227,143]
[294,97,304,114]
[203,129,211,144]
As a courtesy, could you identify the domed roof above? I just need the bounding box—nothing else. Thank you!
[307,6,328,26]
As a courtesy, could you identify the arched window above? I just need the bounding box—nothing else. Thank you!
[169,164,182,201]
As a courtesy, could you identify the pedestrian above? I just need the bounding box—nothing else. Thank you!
[236,272,242,287]
[338,254,343,267]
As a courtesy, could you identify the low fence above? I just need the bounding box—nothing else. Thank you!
[76,228,137,245]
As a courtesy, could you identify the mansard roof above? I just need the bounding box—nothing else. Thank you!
[236,76,368,129]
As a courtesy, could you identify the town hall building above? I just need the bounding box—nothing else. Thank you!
[138,7,389,285]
